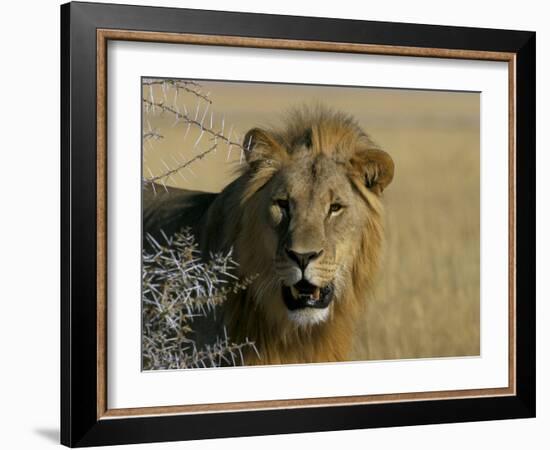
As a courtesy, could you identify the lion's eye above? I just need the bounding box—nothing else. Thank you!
[276,199,289,211]
[329,203,343,214]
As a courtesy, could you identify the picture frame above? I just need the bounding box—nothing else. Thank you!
[60,1,536,447]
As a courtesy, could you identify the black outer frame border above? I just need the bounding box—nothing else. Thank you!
[60,1,536,447]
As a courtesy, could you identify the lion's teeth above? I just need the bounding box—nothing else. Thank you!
[312,288,320,300]
[290,286,299,299]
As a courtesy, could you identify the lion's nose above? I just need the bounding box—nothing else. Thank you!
[285,248,324,270]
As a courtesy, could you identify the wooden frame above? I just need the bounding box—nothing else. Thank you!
[61,1,535,447]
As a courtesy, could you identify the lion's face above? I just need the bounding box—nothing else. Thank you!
[262,152,368,326]
[237,110,394,329]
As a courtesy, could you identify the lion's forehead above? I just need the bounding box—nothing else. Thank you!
[279,155,353,199]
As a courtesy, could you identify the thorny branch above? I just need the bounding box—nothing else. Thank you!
[142,78,250,186]
[142,98,245,151]
[143,79,212,104]
[142,79,258,370]
[142,90,248,186]
[144,143,218,185]
[142,229,258,370]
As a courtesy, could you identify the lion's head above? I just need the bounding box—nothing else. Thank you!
[209,107,394,352]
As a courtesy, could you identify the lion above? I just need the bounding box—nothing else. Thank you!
[143,105,394,365]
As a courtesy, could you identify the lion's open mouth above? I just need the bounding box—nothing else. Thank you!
[282,280,334,310]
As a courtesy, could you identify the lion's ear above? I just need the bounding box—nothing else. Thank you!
[351,146,394,194]
[243,128,287,166]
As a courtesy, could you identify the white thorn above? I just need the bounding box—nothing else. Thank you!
[226,145,232,162]
[200,103,209,126]
[194,101,200,121]
[183,123,191,141]
[194,130,204,149]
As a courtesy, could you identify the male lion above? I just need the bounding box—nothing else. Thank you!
[144,106,394,365]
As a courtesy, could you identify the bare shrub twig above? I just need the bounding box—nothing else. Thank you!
[142,79,258,370]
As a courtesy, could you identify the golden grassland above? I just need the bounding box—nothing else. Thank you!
[144,80,480,360]
[354,127,480,360]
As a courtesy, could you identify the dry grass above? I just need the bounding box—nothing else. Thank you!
[354,127,480,360]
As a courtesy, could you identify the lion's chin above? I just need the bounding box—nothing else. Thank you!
[287,306,331,327]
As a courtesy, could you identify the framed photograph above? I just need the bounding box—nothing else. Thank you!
[60,1,536,447]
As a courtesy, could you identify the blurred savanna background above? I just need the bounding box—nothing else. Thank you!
[143,78,480,365]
